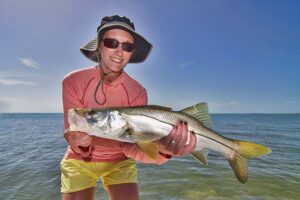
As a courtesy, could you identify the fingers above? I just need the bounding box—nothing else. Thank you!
[176,122,188,147]
[183,131,197,154]
[71,145,82,154]
[65,131,93,157]
[158,121,197,157]
[173,122,188,156]
[167,121,181,150]
[161,124,177,147]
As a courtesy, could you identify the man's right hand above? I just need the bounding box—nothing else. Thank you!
[64,131,93,157]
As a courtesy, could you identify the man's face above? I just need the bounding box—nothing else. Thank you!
[98,29,134,74]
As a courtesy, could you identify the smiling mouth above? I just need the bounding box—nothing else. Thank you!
[111,57,123,63]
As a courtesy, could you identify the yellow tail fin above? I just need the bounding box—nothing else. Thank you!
[228,140,271,183]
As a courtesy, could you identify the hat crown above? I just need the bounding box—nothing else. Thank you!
[97,15,135,33]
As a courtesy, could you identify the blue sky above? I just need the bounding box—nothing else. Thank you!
[0,0,299,113]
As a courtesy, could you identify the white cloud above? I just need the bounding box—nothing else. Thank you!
[0,72,37,86]
[178,61,197,68]
[17,57,40,69]
[286,101,299,104]
[0,78,36,86]
[0,97,25,103]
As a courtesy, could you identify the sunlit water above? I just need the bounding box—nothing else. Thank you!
[0,113,299,200]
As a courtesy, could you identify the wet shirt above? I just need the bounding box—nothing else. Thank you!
[62,66,169,164]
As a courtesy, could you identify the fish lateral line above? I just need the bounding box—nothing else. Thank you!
[124,112,242,158]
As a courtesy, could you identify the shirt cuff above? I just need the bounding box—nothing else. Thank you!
[159,151,172,159]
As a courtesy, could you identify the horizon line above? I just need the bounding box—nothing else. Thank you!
[0,112,299,114]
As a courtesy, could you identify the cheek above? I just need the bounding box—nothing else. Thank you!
[123,52,133,61]
[99,49,111,62]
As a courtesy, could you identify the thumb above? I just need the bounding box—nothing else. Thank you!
[71,145,82,154]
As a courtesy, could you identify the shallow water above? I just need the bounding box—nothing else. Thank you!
[0,113,299,200]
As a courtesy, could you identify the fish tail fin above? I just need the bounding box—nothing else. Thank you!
[229,140,271,183]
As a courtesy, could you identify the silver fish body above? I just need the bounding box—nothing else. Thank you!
[67,103,271,183]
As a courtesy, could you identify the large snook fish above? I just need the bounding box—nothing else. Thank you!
[67,102,271,183]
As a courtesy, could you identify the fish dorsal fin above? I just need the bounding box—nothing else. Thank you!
[137,142,159,160]
[147,105,173,111]
[180,102,212,128]
[191,149,209,166]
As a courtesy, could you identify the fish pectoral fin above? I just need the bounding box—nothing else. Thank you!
[137,142,159,160]
[180,102,212,128]
[191,148,209,166]
[228,140,271,184]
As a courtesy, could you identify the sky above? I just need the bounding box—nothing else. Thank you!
[0,0,299,113]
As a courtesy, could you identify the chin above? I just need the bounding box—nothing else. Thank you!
[110,64,126,72]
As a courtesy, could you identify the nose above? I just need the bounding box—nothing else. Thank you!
[115,44,124,56]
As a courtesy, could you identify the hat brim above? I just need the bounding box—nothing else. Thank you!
[80,23,152,63]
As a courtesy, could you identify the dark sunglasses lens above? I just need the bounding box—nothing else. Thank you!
[122,43,135,52]
[103,38,135,52]
[103,38,119,48]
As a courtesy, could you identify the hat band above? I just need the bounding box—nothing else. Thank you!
[97,22,135,35]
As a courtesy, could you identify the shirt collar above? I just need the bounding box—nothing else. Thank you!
[93,65,126,86]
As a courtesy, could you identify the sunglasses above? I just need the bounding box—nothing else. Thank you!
[102,38,135,52]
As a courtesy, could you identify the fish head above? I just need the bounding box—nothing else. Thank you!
[86,109,110,127]
[86,110,128,138]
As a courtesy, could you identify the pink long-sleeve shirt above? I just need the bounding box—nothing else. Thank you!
[62,66,170,164]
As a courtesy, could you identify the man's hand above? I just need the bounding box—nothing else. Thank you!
[157,121,197,156]
[64,131,93,157]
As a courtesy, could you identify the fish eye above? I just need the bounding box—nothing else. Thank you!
[97,111,108,120]
[88,110,97,116]
[86,110,109,124]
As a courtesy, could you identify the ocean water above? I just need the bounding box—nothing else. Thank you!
[0,113,299,200]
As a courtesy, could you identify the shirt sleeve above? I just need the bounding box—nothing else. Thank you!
[62,76,83,129]
[130,88,148,106]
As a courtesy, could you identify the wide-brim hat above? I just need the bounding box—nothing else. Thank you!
[80,15,153,63]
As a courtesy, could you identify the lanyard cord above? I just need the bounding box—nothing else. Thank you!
[94,54,130,106]
[94,68,108,105]
[94,53,107,105]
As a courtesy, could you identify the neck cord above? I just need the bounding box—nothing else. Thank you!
[94,53,107,105]
[93,54,126,106]
[94,70,108,105]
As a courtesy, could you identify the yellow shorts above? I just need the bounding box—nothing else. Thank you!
[60,158,137,193]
